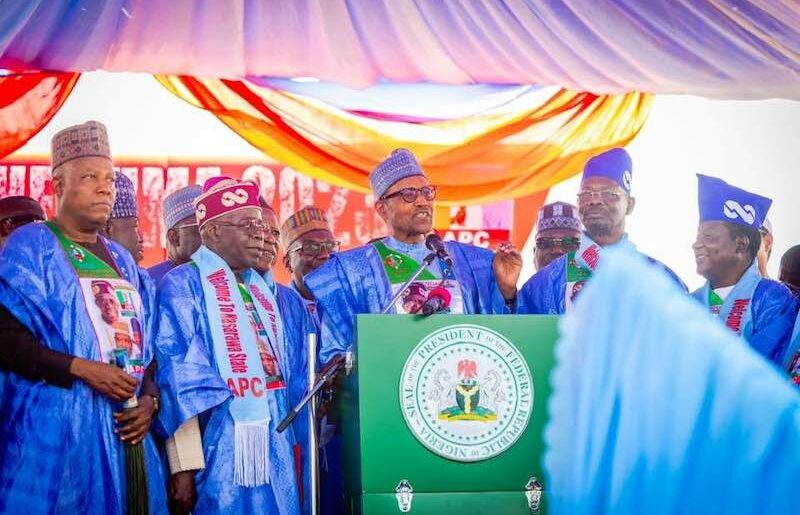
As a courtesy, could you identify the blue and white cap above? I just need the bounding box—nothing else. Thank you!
[369,148,426,199]
[697,174,772,229]
[582,148,633,194]
[163,184,203,230]
[111,174,137,219]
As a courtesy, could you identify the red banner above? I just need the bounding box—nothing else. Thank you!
[1,157,520,283]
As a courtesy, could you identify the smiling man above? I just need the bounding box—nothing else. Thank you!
[518,148,685,314]
[0,121,165,514]
[691,174,798,366]
[155,177,309,515]
[305,148,522,364]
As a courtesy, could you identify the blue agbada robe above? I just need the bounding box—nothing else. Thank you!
[156,263,312,515]
[545,246,800,515]
[0,223,167,514]
[518,241,686,315]
[691,271,799,366]
[304,240,509,364]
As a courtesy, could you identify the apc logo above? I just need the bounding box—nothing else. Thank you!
[622,170,632,191]
[723,200,756,225]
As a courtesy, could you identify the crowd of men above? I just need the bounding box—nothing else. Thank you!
[0,120,798,515]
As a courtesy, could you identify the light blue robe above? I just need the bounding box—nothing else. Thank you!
[545,246,800,515]
[518,240,686,315]
[0,223,167,514]
[304,239,509,364]
[691,265,799,366]
[155,263,312,515]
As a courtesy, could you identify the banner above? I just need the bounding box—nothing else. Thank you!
[0,157,518,282]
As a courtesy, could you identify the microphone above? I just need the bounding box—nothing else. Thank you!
[425,233,453,269]
[421,287,452,316]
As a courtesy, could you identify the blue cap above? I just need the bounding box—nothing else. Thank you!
[697,174,772,229]
[582,148,633,194]
[369,148,426,199]
[163,184,203,230]
[111,174,137,219]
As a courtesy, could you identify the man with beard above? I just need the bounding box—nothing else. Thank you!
[691,174,798,367]
[156,178,308,515]
[101,173,144,263]
[0,195,45,249]
[280,206,339,331]
[518,148,685,314]
[533,201,581,271]
[0,121,166,514]
[305,148,523,364]
[148,185,203,285]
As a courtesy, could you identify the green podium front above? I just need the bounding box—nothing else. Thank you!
[341,314,558,515]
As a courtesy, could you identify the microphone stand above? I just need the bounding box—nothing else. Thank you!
[380,251,437,314]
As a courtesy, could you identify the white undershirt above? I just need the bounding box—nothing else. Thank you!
[713,285,735,301]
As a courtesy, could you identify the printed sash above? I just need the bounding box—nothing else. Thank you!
[47,222,145,379]
[698,262,760,337]
[565,234,602,312]
[193,245,282,487]
[373,239,464,315]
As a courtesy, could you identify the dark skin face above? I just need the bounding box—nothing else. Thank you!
[692,221,752,288]
[254,208,280,274]
[52,156,116,242]
[533,228,581,271]
[167,214,201,265]
[0,213,45,248]
[202,207,265,278]
[104,216,144,263]
[577,177,635,246]
[375,176,433,244]
[284,228,336,298]
[95,293,120,325]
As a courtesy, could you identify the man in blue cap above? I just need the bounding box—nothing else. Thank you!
[147,184,203,285]
[305,148,522,364]
[691,174,799,366]
[101,173,144,263]
[518,147,685,314]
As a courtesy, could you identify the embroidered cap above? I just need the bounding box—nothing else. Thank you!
[280,206,332,250]
[697,174,772,229]
[582,148,633,194]
[51,120,112,170]
[194,176,260,230]
[110,174,137,219]
[537,201,581,233]
[369,148,426,199]
[0,196,45,222]
[163,184,203,230]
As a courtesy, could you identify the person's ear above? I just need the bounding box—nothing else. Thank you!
[375,200,389,222]
[283,253,293,273]
[625,196,636,215]
[167,228,180,247]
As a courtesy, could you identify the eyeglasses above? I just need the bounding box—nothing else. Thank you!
[381,186,437,203]
[212,219,266,235]
[577,190,624,203]
[535,236,580,250]
[289,240,341,256]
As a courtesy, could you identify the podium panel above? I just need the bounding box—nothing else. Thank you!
[342,314,559,515]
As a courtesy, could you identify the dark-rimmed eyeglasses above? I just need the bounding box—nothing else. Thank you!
[212,219,266,235]
[535,236,580,250]
[380,186,437,203]
[288,240,341,257]
[576,190,624,203]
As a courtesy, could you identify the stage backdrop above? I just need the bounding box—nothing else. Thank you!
[0,157,542,283]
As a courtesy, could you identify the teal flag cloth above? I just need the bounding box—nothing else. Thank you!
[544,246,800,515]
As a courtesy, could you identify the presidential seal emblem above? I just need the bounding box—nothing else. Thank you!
[399,324,533,462]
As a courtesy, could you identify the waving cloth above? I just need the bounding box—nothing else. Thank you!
[544,246,800,515]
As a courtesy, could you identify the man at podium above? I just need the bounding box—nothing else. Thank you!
[305,148,523,364]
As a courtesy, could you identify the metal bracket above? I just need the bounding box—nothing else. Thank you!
[395,479,414,513]
[524,477,543,514]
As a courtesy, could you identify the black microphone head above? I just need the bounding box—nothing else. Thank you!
[425,233,444,252]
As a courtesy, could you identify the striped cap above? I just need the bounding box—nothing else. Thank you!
[280,206,331,250]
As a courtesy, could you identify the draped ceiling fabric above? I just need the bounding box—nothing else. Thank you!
[0,1,798,99]
[156,75,651,204]
[0,71,79,158]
